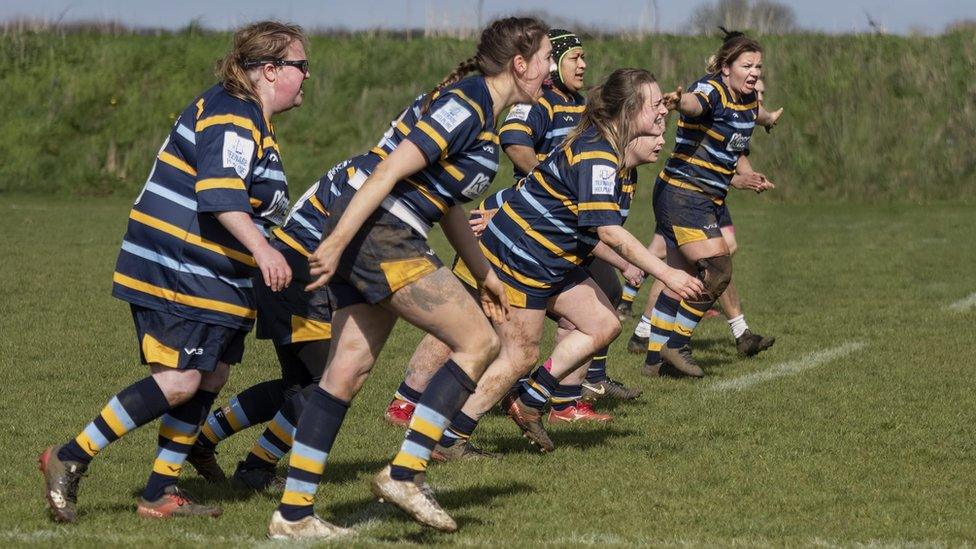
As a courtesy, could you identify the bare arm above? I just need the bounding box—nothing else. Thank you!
[596,224,704,300]
[440,205,510,322]
[756,105,784,130]
[663,87,705,118]
[503,144,540,176]
[214,211,291,291]
[593,241,644,287]
[731,154,775,193]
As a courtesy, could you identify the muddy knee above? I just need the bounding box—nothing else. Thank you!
[695,255,732,301]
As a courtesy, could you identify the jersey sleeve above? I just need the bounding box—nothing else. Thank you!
[689,79,722,116]
[575,157,623,228]
[193,113,259,214]
[406,93,482,164]
[499,103,547,149]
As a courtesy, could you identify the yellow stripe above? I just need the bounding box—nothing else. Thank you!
[249,444,277,464]
[272,228,311,258]
[621,184,636,193]
[291,315,332,344]
[677,119,725,142]
[408,415,443,441]
[196,114,261,144]
[499,122,532,136]
[346,167,356,178]
[538,98,553,118]
[129,210,256,266]
[501,202,581,264]
[195,98,205,119]
[224,408,243,431]
[391,452,425,471]
[648,341,664,352]
[479,242,550,289]
[553,104,585,113]
[673,226,709,247]
[659,172,725,206]
[158,151,197,176]
[439,160,464,181]
[100,406,128,437]
[680,300,706,318]
[447,89,485,125]
[152,459,183,477]
[200,424,219,444]
[536,153,548,160]
[141,333,180,368]
[113,272,257,319]
[281,491,314,506]
[249,197,262,208]
[404,178,448,212]
[195,178,246,192]
[290,453,326,475]
[532,171,578,215]
[415,121,448,154]
[671,153,734,175]
[380,257,438,293]
[395,120,411,135]
[566,148,619,166]
[651,316,675,330]
[707,79,758,111]
[74,432,99,457]
[370,146,389,159]
[578,202,620,212]
[673,324,694,337]
[477,131,499,144]
[158,424,197,445]
[451,258,477,289]
[308,196,327,216]
[267,418,294,445]
[262,135,280,153]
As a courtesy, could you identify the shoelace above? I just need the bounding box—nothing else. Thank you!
[169,487,194,507]
[64,468,87,501]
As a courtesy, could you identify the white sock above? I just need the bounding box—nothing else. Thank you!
[634,315,652,338]
[727,314,748,339]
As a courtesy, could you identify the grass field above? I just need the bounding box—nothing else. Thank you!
[2,190,975,547]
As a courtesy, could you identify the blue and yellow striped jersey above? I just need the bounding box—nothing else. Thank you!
[365,75,500,236]
[660,74,758,200]
[499,85,585,180]
[112,84,290,330]
[480,126,632,290]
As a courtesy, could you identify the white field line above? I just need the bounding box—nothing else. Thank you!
[947,291,976,312]
[709,341,867,392]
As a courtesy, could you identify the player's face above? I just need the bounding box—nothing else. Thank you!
[724,51,762,96]
[274,40,310,113]
[625,134,666,166]
[633,82,669,137]
[516,36,552,102]
[559,48,586,92]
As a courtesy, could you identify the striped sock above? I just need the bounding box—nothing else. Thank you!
[667,300,709,349]
[621,282,640,304]
[278,387,349,521]
[518,361,558,411]
[142,390,217,501]
[393,381,422,405]
[58,377,170,464]
[645,294,679,366]
[196,380,284,452]
[550,383,583,411]
[585,346,610,383]
[242,385,315,469]
[439,411,479,448]
[390,360,476,482]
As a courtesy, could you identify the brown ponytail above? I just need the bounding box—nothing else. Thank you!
[215,21,308,105]
[705,28,762,74]
[420,17,548,114]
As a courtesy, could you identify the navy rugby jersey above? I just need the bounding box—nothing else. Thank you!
[660,74,757,200]
[113,84,290,330]
[362,75,500,237]
[480,125,629,290]
[499,85,585,180]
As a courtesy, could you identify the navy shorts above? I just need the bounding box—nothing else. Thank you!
[653,180,725,248]
[255,241,333,347]
[717,203,733,228]
[324,188,443,311]
[130,305,246,372]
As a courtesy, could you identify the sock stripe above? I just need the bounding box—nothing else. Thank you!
[256,436,286,459]
[284,478,317,496]
[680,300,706,317]
[204,416,228,440]
[226,397,251,430]
[106,397,138,431]
[81,423,110,449]
[267,414,296,445]
[161,413,198,435]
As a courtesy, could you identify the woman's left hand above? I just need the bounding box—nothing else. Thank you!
[468,208,498,238]
[479,270,511,323]
[305,238,343,291]
[621,264,645,287]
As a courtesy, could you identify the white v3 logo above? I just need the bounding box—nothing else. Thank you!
[184,347,204,355]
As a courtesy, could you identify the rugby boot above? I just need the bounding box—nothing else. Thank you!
[136,485,222,518]
[384,398,415,428]
[736,329,776,357]
[431,440,499,462]
[548,401,613,423]
[371,466,457,532]
[38,445,87,523]
[627,333,649,354]
[581,377,643,401]
[641,361,664,378]
[268,510,356,540]
[660,345,705,378]
[186,442,226,483]
[615,300,634,322]
[232,461,286,492]
[504,397,554,452]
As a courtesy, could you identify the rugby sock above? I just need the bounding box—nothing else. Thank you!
[278,387,349,521]
[550,383,583,411]
[242,385,316,469]
[142,389,217,501]
[390,360,476,482]
[393,381,422,405]
[645,294,679,366]
[621,282,640,304]
[197,380,284,451]
[667,300,709,349]
[727,314,749,339]
[439,411,479,448]
[585,347,610,383]
[634,315,653,339]
[517,360,558,411]
[58,377,170,465]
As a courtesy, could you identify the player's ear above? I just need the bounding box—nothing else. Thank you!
[512,54,528,76]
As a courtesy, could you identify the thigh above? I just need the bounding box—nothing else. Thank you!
[548,277,617,336]
[587,259,622,308]
[721,225,738,255]
[320,303,398,401]
[493,307,547,372]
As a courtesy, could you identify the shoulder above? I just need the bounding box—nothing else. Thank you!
[440,75,491,124]
[196,85,266,132]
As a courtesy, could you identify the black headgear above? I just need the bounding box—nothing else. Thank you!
[547,29,583,91]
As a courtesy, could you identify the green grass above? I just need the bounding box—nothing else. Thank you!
[1,193,975,546]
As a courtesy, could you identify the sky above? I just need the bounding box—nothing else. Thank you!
[2,0,974,35]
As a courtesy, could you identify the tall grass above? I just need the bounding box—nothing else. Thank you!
[1,28,973,201]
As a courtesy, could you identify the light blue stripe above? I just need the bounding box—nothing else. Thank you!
[206,416,228,440]
[441,429,461,440]
[701,142,737,163]
[228,397,252,429]
[253,222,271,238]
[83,423,110,449]
[330,182,341,196]
[145,181,197,211]
[486,223,542,267]
[620,209,630,219]
[400,439,432,460]
[289,212,322,241]
[272,412,297,436]
[518,186,574,235]
[665,167,728,191]
[257,436,286,458]
[107,397,137,431]
[412,405,449,429]
[544,127,572,139]
[470,155,499,171]
[727,119,755,130]
[652,312,676,324]
[650,333,671,344]
[675,315,699,330]
[524,387,546,403]
[176,124,196,144]
[155,447,188,463]
[292,441,328,463]
[284,478,318,495]
[253,166,287,183]
[623,287,639,297]
[120,240,253,289]
[162,414,198,436]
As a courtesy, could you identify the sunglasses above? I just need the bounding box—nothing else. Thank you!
[243,59,309,74]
